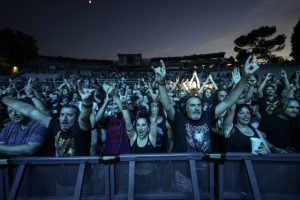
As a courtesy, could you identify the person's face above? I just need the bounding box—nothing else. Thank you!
[136,118,149,138]
[62,88,69,96]
[59,107,77,131]
[283,100,300,118]
[265,86,275,97]
[7,107,27,124]
[236,107,251,125]
[112,101,121,113]
[127,89,132,100]
[42,92,48,98]
[204,89,212,99]
[150,102,159,115]
[143,96,149,104]
[186,97,202,120]
[217,90,228,102]
[51,94,59,103]
[178,90,186,98]
[73,93,79,100]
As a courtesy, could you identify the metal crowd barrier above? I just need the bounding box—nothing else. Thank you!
[0,153,300,200]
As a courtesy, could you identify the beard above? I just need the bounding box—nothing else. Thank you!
[188,112,201,120]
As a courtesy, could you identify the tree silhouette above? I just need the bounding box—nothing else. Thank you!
[290,18,300,61]
[0,28,39,66]
[234,26,286,64]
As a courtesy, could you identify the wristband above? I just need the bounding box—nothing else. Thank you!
[157,80,166,85]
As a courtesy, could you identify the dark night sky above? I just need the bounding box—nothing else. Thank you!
[1,0,299,60]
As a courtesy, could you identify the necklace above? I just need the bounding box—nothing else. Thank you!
[236,125,254,137]
[137,136,148,147]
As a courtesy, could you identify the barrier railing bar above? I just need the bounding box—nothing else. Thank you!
[114,192,196,199]
[0,169,5,200]
[218,163,224,200]
[189,159,201,200]
[8,164,26,200]
[5,153,300,164]
[105,165,110,200]
[244,160,261,200]
[109,165,115,199]
[4,168,10,200]
[209,162,214,200]
[128,160,135,200]
[222,192,300,200]
[74,162,86,200]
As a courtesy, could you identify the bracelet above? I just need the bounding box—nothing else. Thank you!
[82,103,93,109]
[157,80,166,85]
[121,104,128,110]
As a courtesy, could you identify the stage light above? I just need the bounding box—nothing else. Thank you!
[12,66,19,74]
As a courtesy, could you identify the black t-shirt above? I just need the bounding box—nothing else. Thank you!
[171,106,215,152]
[260,115,300,151]
[49,104,61,119]
[257,96,279,121]
[46,118,91,156]
[156,117,169,153]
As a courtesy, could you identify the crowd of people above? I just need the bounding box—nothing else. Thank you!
[0,56,300,157]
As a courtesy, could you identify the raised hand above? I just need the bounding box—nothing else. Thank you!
[77,79,95,105]
[244,55,259,77]
[102,84,115,96]
[231,67,241,85]
[151,59,166,82]
[24,83,35,98]
[119,86,128,104]
[265,73,273,80]
[248,76,257,86]
[148,84,159,101]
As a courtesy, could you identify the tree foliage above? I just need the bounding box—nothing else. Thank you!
[290,18,300,60]
[0,28,39,66]
[234,26,286,63]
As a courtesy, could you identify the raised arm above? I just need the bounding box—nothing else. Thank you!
[95,94,111,122]
[215,56,259,118]
[295,71,300,89]
[166,121,174,152]
[148,105,158,147]
[208,74,219,90]
[152,60,175,121]
[170,77,180,91]
[77,80,94,131]
[113,88,134,139]
[237,76,256,104]
[197,76,209,97]
[24,79,50,116]
[258,73,272,98]
[1,96,51,128]
[223,104,236,138]
[280,70,293,98]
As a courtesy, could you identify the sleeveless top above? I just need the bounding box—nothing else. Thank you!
[131,136,156,153]
[226,125,260,152]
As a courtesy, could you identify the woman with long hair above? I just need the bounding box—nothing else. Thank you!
[113,88,158,153]
[223,104,271,154]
